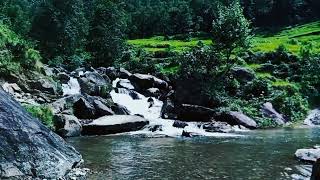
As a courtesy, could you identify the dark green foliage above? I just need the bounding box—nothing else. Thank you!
[31,0,89,60]
[87,0,127,67]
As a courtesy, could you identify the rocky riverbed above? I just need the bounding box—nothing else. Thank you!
[1,65,320,179]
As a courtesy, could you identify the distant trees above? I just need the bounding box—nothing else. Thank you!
[87,0,127,67]
[212,1,251,73]
[31,0,89,60]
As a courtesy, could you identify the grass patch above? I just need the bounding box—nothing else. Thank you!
[24,105,54,129]
[128,21,320,55]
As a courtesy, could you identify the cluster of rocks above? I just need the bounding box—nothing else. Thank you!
[1,65,294,137]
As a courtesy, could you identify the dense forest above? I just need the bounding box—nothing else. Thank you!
[0,0,320,127]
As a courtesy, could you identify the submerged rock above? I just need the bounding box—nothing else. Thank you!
[0,87,82,179]
[82,115,149,135]
[173,120,189,128]
[202,121,233,133]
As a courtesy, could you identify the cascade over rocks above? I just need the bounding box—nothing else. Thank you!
[0,87,82,179]
[304,109,320,126]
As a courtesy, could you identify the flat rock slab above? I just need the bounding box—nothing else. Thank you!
[82,115,149,135]
[295,148,320,162]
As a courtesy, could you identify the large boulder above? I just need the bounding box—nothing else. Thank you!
[116,79,135,90]
[304,109,320,126]
[0,88,82,179]
[176,104,216,122]
[28,78,57,95]
[295,147,320,162]
[261,102,286,125]
[216,111,257,129]
[50,94,82,114]
[54,114,82,137]
[93,100,115,117]
[78,72,111,97]
[82,115,149,135]
[73,97,96,119]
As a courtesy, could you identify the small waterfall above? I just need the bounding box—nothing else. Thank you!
[62,77,81,96]
[111,78,240,137]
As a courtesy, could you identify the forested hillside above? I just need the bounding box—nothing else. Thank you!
[0,0,320,128]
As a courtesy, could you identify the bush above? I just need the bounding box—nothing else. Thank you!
[24,105,54,129]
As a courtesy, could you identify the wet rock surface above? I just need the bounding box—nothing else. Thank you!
[0,87,82,179]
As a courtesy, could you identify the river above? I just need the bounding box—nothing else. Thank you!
[68,127,319,179]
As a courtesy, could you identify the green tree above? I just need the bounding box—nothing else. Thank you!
[212,0,251,74]
[31,0,89,60]
[87,0,127,67]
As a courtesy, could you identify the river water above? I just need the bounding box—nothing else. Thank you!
[68,127,320,180]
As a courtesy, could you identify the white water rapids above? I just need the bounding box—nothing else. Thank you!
[62,77,81,96]
[111,78,241,137]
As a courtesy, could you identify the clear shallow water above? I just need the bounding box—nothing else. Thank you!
[68,128,320,180]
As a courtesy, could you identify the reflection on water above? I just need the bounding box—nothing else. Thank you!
[68,128,320,180]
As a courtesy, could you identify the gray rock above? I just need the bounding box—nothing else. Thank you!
[261,102,286,125]
[172,120,188,128]
[78,72,111,97]
[119,68,132,79]
[50,94,82,114]
[176,104,216,122]
[105,67,118,80]
[295,147,320,162]
[304,109,320,126]
[57,72,71,84]
[202,121,233,133]
[217,111,257,129]
[129,73,168,91]
[116,79,135,90]
[161,98,177,119]
[54,114,82,137]
[82,115,149,135]
[28,78,57,95]
[73,97,96,119]
[145,88,161,97]
[0,87,82,179]
[112,104,131,115]
[93,100,115,117]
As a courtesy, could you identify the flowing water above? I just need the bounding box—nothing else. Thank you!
[68,128,320,180]
[66,78,320,179]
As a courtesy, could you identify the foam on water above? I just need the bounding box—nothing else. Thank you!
[62,77,81,96]
[111,78,241,137]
